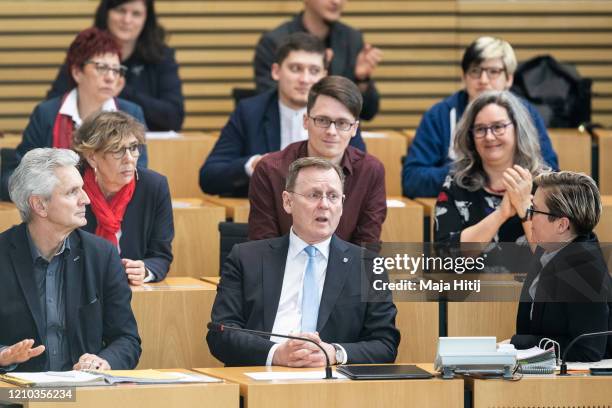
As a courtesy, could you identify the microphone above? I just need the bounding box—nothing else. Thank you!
[559,330,612,375]
[207,322,335,379]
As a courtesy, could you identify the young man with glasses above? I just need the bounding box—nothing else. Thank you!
[402,36,558,198]
[200,33,365,198]
[248,76,386,246]
[208,156,399,367]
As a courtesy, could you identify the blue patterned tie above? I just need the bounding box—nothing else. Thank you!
[301,245,319,332]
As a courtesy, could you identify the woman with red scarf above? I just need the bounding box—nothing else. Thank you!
[74,110,173,285]
[15,27,147,169]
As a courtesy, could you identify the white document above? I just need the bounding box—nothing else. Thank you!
[386,199,406,208]
[244,371,347,381]
[145,131,181,140]
[6,370,105,386]
[559,358,612,371]
[361,131,387,139]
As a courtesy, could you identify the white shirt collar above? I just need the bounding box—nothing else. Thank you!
[287,227,331,261]
[58,88,117,128]
[278,100,308,150]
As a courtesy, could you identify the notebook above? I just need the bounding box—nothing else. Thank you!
[336,365,433,380]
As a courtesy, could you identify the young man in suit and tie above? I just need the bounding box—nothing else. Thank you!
[254,0,382,120]
[0,148,141,372]
[207,157,400,367]
[200,32,365,197]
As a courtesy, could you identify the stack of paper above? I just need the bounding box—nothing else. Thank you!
[516,347,556,374]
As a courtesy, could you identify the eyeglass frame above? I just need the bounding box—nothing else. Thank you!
[84,60,128,78]
[525,206,565,222]
[471,122,514,139]
[308,115,357,132]
[107,143,141,160]
[466,66,507,80]
[288,190,345,204]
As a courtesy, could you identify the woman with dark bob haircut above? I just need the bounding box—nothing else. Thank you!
[47,0,184,131]
[15,27,147,169]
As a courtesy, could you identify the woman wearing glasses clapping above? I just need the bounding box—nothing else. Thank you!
[73,110,174,285]
[16,28,148,169]
[434,90,549,245]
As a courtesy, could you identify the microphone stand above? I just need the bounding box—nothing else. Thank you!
[559,330,612,375]
[207,322,335,379]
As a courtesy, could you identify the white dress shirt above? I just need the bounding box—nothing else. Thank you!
[266,229,347,365]
[58,88,117,128]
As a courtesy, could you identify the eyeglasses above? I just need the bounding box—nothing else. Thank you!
[289,190,345,204]
[308,116,356,132]
[108,143,140,160]
[471,122,513,139]
[466,66,506,79]
[525,206,564,221]
[84,60,128,77]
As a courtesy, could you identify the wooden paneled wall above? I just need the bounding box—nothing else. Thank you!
[0,0,610,134]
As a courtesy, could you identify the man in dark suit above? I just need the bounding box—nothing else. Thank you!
[200,32,365,197]
[207,157,399,367]
[0,148,141,372]
[254,0,382,120]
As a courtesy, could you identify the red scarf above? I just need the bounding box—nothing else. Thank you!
[52,93,74,148]
[83,166,136,246]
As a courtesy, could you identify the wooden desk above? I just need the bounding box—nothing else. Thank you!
[383,196,424,243]
[596,195,612,242]
[171,198,225,278]
[466,374,612,407]
[362,130,407,196]
[195,365,463,408]
[0,369,238,408]
[0,202,20,233]
[202,195,250,222]
[0,134,20,148]
[548,128,592,175]
[131,277,221,370]
[598,129,612,194]
[147,133,218,198]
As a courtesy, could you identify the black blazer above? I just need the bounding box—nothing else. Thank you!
[0,224,141,372]
[199,90,366,197]
[206,234,400,366]
[83,168,174,282]
[512,233,612,361]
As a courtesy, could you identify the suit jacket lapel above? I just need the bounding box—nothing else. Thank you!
[262,236,290,332]
[263,94,281,151]
[64,231,84,351]
[317,235,351,331]
[9,224,45,343]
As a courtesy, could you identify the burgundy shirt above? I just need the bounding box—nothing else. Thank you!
[248,141,387,245]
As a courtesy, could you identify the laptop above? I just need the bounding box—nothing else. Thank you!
[337,365,433,380]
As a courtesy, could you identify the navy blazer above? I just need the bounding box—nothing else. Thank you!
[16,95,148,168]
[47,47,184,132]
[199,90,367,197]
[0,224,141,372]
[206,234,400,366]
[82,168,174,282]
[512,233,612,361]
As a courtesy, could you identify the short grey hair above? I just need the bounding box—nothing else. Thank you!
[285,157,345,192]
[534,171,601,235]
[9,148,80,222]
[452,90,548,191]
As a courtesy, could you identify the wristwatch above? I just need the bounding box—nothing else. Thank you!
[333,344,345,365]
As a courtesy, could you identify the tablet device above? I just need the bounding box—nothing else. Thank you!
[337,365,433,380]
